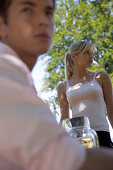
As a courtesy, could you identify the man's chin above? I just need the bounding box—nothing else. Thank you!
[38,46,51,56]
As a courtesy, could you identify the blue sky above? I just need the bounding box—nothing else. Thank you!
[31,56,49,100]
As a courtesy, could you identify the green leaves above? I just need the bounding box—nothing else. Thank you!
[41,0,113,112]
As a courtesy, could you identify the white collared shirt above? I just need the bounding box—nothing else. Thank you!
[0,42,86,170]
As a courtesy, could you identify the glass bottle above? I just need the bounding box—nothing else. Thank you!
[62,116,99,148]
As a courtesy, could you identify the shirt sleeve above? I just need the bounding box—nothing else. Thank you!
[0,57,86,170]
[28,134,86,170]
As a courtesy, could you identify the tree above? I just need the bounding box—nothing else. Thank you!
[42,0,113,113]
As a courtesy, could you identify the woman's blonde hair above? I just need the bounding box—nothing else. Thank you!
[65,40,96,80]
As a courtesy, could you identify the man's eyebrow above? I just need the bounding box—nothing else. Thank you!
[46,6,55,10]
[18,1,54,10]
[18,1,36,6]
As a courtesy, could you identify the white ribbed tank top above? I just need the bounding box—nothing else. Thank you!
[66,74,109,132]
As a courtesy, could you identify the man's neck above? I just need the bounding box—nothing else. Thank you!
[2,41,38,71]
[18,53,37,71]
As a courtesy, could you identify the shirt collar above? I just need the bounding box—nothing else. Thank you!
[0,42,19,58]
[0,42,37,93]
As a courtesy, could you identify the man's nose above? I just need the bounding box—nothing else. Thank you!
[33,13,49,27]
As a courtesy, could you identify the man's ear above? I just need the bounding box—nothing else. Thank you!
[0,16,7,40]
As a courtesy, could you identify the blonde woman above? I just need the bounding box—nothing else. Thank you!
[57,40,113,148]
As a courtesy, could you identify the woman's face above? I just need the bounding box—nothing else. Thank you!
[72,48,94,68]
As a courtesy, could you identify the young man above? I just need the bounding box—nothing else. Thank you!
[0,0,113,170]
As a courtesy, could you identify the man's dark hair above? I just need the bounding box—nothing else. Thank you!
[0,0,12,23]
[0,0,55,23]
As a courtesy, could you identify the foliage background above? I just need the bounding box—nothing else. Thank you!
[41,0,113,114]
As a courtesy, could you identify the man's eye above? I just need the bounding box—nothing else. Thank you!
[22,8,31,13]
[46,11,54,17]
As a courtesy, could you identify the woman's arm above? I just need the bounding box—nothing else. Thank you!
[57,82,70,123]
[100,71,113,128]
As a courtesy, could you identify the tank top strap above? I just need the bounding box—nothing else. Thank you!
[93,72,97,80]
[67,80,69,87]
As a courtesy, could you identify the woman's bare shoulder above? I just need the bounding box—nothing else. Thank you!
[96,71,109,79]
[95,71,111,85]
[57,81,67,93]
